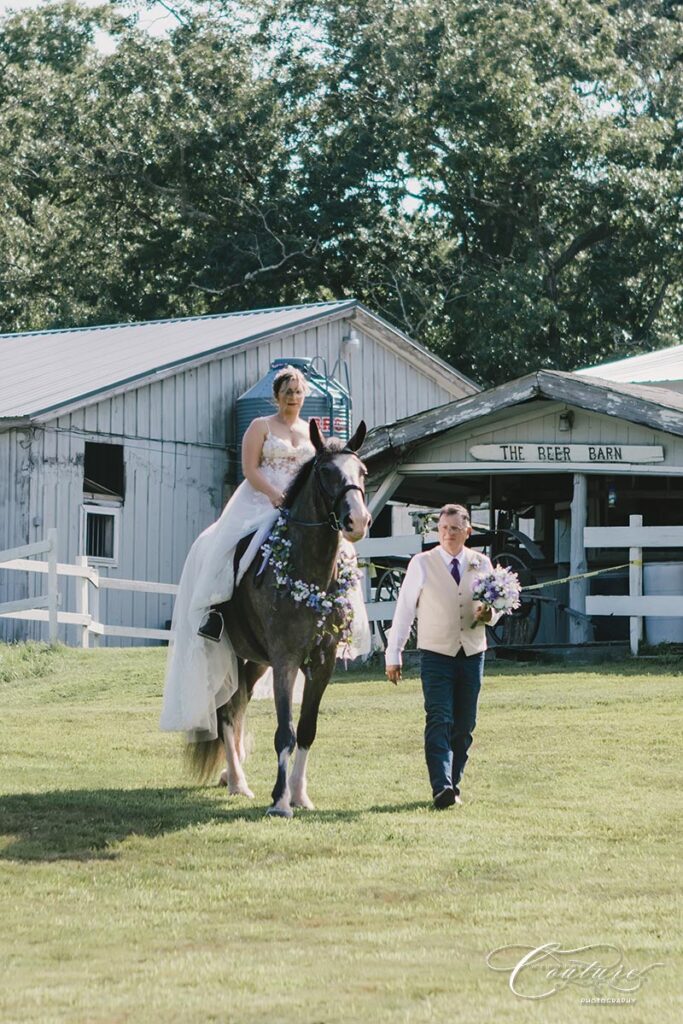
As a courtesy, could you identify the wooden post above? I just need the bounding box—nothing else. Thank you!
[367,470,402,519]
[47,528,59,645]
[629,514,643,657]
[90,568,100,648]
[76,555,90,649]
[569,473,590,644]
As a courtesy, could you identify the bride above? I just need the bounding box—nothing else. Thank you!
[160,364,371,742]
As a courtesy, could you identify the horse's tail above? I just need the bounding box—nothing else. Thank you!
[184,669,253,783]
[184,725,225,784]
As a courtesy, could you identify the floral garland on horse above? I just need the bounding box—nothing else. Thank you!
[260,511,361,653]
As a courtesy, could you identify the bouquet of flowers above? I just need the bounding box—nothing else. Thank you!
[470,565,522,627]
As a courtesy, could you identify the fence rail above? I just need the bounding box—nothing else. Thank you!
[584,515,683,656]
[0,531,415,647]
[355,534,421,626]
[0,531,60,642]
[4,525,681,655]
[0,531,178,646]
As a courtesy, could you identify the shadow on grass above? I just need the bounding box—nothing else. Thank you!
[0,788,428,861]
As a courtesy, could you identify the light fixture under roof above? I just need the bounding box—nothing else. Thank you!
[341,329,361,352]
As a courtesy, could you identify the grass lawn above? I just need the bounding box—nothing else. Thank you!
[0,644,681,1024]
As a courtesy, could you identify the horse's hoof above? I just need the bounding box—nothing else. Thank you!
[265,805,293,819]
[290,795,315,810]
[230,785,255,799]
[219,770,254,798]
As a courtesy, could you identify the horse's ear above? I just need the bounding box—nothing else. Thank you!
[345,420,367,453]
[309,417,325,452]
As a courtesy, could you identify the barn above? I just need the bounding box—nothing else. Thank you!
[364,365,683,650]
[0,299,476,644]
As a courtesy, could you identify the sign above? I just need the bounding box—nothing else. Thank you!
[317,416,347,435]
[469,443,664,464]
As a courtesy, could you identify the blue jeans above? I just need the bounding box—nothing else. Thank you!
[420,649,484,796]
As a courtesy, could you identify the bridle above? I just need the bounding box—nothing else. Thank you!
[285,452,367,532]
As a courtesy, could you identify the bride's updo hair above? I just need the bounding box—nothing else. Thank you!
[272,365,309,400]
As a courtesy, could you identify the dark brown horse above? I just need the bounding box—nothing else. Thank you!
[189,419,370,817]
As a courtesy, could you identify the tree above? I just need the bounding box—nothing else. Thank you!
[255,0,683,382]
[0,1,321,329]
[1,0,681,386]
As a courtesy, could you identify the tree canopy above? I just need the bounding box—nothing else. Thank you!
[1,0,681,385]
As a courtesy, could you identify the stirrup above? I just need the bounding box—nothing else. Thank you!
[198,611,224,643]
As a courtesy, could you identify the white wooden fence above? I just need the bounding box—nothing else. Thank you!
[585,515,683,656]
[4,526,680,656]
[0,529,178,646]
[355,534,422,625]
[0,531,419,648]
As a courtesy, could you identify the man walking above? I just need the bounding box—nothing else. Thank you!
[385,505,499,809]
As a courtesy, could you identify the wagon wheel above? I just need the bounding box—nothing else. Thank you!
[375,567,417,651]
[488,550,542,646]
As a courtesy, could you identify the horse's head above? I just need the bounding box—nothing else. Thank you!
[309,419,371,543]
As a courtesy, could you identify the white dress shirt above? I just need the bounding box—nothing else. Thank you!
[385,546,467,666]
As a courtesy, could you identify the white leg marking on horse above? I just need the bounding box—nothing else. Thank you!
[222,723,254,798]
[266,748,292,817]
[235,718,247,764]
[289,746,314,810]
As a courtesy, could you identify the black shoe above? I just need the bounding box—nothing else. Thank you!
[198,611,223,642]
[433,787,456,810]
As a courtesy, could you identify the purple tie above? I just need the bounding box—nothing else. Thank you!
[450,557,461,585]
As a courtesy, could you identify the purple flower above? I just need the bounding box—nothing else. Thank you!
[471,566,521,613]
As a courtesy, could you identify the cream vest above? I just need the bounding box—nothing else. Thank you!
[416,547,493,656]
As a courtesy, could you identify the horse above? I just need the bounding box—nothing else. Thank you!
[188,418,371,817]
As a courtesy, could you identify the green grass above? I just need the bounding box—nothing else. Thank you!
[1,644,681,1024]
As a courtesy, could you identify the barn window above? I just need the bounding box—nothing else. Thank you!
[81,506,120,565]
[81,443,123,565]
[83,442,124,500]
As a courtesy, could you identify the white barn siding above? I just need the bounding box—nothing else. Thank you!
[0,387,228,645]
[0,430,30,630]
[0,430,21,555]
[335,324,455,427]
[78,382,227,647]
[30,419,83,643]
[0,425,75,642]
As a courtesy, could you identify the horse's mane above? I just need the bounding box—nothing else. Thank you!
[282,437,348,510]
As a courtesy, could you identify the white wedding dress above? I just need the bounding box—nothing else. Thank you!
[160,432,371,741]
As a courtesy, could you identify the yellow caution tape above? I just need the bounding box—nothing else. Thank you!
[522,561,642,591]
[358,559,644,592]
